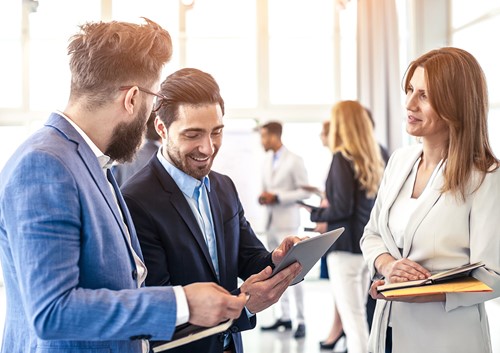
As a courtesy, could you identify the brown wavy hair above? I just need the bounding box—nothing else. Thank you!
[403,47,498,200]
[67,17,172,108]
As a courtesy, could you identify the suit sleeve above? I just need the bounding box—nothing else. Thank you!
[1,151,177,341]
[445,168,500,311]
[359,153,395,278]
[309,153,356,223]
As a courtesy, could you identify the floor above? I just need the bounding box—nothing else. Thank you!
[0,278,498,352]
[243,279,346,353]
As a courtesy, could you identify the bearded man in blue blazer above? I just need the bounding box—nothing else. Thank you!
[122,68,303,353]
[0,19,251,353]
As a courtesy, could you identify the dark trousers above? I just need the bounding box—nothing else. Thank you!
[385,327,392,353]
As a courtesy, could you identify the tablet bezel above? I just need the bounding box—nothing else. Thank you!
[271,227,345,285]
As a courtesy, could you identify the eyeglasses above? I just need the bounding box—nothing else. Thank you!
[119,85,168,113]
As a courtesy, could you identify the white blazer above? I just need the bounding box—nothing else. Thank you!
[261,147,310,233]
[361,144,500,353]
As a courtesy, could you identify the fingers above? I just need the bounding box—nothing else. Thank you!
[224,292,250,319]
[369,280,387,300]
[272,235,303,264]
[253,266,273,280]
[184,283,245,327]
[244,262,302,313]
[241,266,273,291]
[269,262,302,289]
[390,259,430,282]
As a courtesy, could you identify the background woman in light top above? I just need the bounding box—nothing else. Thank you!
[361,47,500,353]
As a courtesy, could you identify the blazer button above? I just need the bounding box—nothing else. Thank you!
[132,270,138,280]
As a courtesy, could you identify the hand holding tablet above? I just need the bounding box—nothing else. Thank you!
[271,227,345,285]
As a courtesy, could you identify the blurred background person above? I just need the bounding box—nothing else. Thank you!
[113,111,162,186]
[364,107,390,163]
[312,120,346,352]
[301,101,385,353]
[258,121,311,339]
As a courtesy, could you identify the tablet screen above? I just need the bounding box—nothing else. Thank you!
[270,227,345,285]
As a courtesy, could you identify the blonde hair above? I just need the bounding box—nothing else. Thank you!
[329,101,385,198]
[404,47,498,199]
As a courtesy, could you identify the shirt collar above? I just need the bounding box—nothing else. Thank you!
[156,147,211,198]
[274,145,285,159]
[57,110,112,169]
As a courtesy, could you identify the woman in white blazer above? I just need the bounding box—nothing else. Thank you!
[360,47,500,353]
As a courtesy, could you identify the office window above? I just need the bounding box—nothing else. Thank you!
[184,0,257,108]
[452,17,500,106]
[112,0,179,76]
[338,1,357,100]
[489,109,500,155]
[268,0,336,105]
[451,1,500,156]
[29,0,101,111]
[0,0,360,118]
[451,0,498,29]
[0,2,22,108]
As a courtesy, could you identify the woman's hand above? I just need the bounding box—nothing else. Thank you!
[375,253,431,283]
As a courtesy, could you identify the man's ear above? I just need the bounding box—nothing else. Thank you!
[122,86,139,114]
[155,116,167,139]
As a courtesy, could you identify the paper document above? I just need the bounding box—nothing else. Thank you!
[381,276,492,298]
[377,261,486,292]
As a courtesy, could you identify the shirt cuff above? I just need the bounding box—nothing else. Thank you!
[245,306,256,318]
[173,286,190,326]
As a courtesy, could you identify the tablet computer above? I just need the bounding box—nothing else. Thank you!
[271,227,345,285]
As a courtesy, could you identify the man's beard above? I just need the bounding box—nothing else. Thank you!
[106,103,149,163]
[166,138,218,180]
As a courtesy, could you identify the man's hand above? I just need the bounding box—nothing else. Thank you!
[313,222,327,233]
[183,283,249,327]
[240,263,302,314]
[271,235,305,265]
[258,191,278,205]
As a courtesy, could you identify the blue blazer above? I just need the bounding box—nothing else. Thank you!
[122,156,273,353]
[0,113,178,353]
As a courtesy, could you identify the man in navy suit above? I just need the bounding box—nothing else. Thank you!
[122,68,302,353]
[0,19,251,353]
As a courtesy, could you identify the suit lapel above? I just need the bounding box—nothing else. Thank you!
[106,169,144,260]
[402,161,444,257]
[45,113,139,263]
[151,158,219,280]
[378,146,423,259]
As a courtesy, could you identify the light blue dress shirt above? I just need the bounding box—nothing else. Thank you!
[157,149,220,280]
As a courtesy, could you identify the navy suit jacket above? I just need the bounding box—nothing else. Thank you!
[309,152,376,254]
[122,156,273,353]
[0,113,179,353]
[113,139,159,186]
